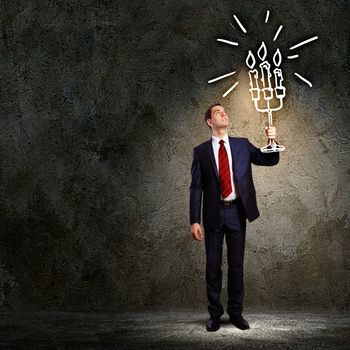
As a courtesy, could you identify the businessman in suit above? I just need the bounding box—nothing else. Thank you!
[189,103,280,331]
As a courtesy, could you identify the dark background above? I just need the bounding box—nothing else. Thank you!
[0,0,349,313]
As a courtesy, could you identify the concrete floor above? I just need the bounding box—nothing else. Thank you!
[0,310,349,349]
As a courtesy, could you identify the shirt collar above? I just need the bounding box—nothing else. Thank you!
[212,133,229,145]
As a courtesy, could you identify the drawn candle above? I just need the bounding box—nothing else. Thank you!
[257,42,273,100]
[272,48,286,98]
[246,50,259,101]
[260,61,272,88]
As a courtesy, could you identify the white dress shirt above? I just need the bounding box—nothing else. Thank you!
[212,134,237,201]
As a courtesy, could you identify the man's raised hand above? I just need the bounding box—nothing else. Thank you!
[264,125,277,140]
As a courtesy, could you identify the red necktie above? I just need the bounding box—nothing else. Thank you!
[219,139,232,198]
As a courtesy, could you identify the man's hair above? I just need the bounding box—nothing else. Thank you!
[204,103,221,129]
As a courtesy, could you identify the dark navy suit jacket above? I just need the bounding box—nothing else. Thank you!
[189,136,280,230]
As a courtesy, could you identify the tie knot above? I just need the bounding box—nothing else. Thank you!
[219,139,225,145]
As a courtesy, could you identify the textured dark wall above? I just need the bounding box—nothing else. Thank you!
[0,0,349,312]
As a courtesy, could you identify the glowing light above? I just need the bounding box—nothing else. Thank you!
[209,10,318,97]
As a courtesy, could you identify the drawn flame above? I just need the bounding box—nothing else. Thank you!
[257,41,267,61]
[273,48,282,67]
[246,50,256,69]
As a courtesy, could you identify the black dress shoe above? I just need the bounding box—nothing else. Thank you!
[206,316,221,331]
[229,315,250,330]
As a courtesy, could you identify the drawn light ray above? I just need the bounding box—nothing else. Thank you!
[287,55,299,59]
[273,25,283,41]
[208,71,237,84]
[223,81,239,97]
[290,36,318,50]
[294,72,312,87]
[265,10,270,23]
[233,14,247,33]
[217,38,239,46]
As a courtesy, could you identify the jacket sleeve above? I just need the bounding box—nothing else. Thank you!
[189,147,203,225]
[246,138,280,166]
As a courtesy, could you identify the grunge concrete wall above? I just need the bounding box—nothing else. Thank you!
[0,0,349,312]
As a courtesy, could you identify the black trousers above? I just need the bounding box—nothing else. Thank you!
[204,196,247,318]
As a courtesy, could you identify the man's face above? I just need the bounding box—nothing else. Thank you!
[208,105,229,129]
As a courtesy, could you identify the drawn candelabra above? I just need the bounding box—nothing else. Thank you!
[246,41,285,153]
[207,9,319,154]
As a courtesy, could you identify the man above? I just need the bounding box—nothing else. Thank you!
[189,103,280,332]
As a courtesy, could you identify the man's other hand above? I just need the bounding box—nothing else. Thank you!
[191,223,203,241]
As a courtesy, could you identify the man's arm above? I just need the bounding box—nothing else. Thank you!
[189,148,203,225]
[246,138,280,166]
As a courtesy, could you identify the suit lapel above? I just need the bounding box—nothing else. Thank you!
[207,136,239,184]
[229,136,239,180]
[207,138,219,183]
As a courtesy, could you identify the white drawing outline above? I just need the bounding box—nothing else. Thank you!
[207,9,319,153]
